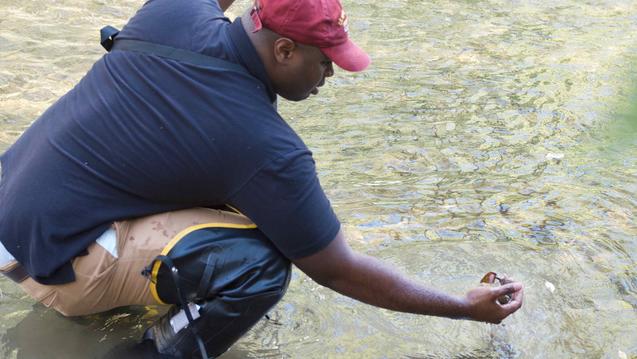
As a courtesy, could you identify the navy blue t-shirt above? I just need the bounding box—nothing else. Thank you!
[0,0,340,284]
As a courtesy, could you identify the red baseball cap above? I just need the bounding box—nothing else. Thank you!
[250,0,371,72]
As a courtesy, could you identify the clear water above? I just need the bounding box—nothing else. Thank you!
[1,0,636,358]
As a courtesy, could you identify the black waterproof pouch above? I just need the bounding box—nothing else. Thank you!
[143,224,280,305]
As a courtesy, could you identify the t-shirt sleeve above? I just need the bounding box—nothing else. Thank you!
[228,149,341,259]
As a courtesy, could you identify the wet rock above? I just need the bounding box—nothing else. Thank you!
[529,224,556,244]
[545,152,564,161]
[436,229,465,240]
[518,187,536,196]
[498,203,510,214]
[468,219,486,229]
[545,281,555,293]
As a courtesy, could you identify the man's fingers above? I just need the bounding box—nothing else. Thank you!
[491,282,522,297]
[498,283,524,316]
[498,274,511,285]
[500,293,523,313]
[509,283,524,302]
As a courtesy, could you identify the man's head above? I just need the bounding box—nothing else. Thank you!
[242,0,370,101]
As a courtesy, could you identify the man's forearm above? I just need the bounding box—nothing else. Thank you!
[321,252,470,319]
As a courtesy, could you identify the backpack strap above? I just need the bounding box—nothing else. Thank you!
[99,26,248,74]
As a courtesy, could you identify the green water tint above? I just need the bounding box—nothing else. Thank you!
[1,0,637,357]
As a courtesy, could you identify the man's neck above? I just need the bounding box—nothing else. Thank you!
[240,10,273,74]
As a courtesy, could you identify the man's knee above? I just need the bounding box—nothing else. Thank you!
[149,226,291,305]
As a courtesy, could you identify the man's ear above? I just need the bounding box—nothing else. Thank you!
[272,37,296,64]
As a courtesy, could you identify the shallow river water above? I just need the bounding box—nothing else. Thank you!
[1,0,637,358]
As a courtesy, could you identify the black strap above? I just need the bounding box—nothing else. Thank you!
[196,252,217,300]
[100,26,248,74]
[155,255,209,359]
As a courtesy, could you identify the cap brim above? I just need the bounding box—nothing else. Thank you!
[322,39,370,72]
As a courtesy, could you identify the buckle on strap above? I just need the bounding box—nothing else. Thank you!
[100,25,120,52]
[1,262,29,283]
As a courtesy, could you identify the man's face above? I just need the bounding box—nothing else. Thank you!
[274,43,335,102]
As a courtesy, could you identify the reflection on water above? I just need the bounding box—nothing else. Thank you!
[1,0,637,358]
[1,305,158,359]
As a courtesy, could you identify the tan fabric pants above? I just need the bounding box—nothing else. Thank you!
[3,208,253,317]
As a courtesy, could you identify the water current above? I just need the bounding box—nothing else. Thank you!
[1,0,636,358]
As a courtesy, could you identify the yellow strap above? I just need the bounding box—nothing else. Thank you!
[150,222,257,305]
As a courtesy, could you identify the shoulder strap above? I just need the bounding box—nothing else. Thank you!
[99,26,248,74]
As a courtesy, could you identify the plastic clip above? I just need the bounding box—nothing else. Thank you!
[100,25,120,52]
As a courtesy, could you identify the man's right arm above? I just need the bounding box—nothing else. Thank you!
[293,230,524,324]
[225,143,523,322]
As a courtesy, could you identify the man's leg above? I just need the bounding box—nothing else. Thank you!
[142,215,291,358]
[9,208,291,358]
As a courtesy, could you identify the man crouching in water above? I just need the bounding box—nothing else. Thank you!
[0,0,524,357]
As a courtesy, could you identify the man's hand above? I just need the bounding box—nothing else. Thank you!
[463,279,524,324]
